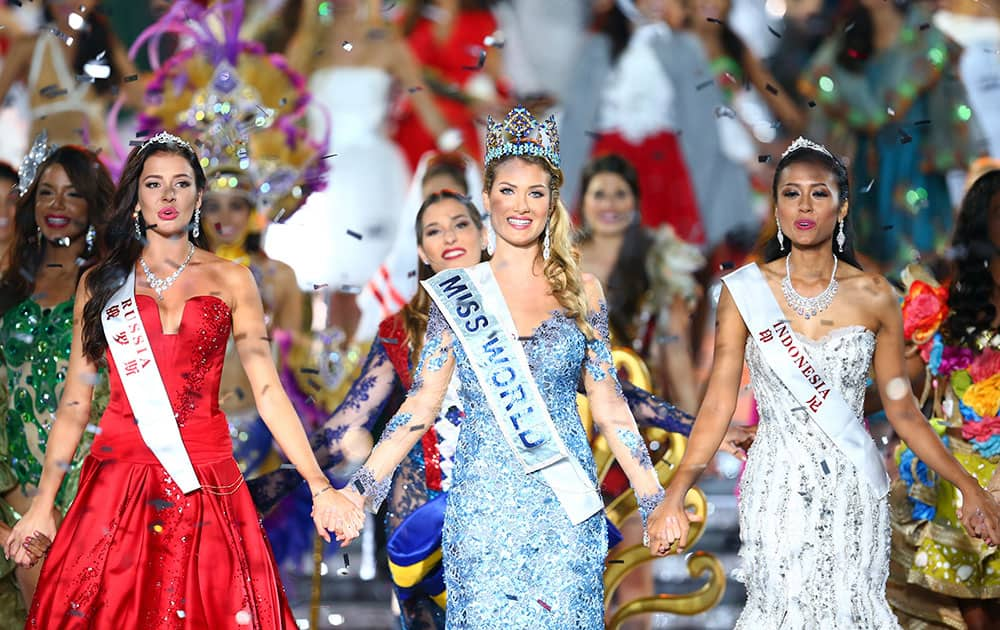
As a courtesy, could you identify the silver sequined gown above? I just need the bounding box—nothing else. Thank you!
[737,326,901,629]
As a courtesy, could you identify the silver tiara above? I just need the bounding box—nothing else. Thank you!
[18,131,58,196]
[140,131,194,153]
[781,136,833,160]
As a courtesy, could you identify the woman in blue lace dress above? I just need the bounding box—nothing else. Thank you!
[329,106,670,628]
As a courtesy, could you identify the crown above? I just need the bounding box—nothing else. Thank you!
[18,131,58,196]
[140,131,194,153]
[485,106,560,169]
[781,136,833,160]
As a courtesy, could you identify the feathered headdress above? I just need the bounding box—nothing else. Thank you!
[107,0,327,221]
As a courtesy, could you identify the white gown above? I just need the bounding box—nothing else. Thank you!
[264,66,411,292]
[737,326,901,629]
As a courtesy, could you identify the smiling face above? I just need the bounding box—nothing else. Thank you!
[417,197,486,272]
[201,189,253,248]
[137,152,202,239]
[775,161,845,250]
[34,164,89,244]
[483,158,552,251]
[581,171,636,238]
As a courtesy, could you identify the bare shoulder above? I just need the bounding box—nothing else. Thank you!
[195,250,255,299]
[840,267,899,319]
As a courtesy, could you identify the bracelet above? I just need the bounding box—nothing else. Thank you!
[311,485,333,499]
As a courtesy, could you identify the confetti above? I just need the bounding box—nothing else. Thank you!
[407,86,423,93]
[312,283,329,290]
[85,424,102,435]
[807,100,816,108]
[346,229,362,240]
[377,336,399,345]
[537,599,552,612]
[758,155,771,163]
[844,22,855,34]
[720,261,735,270]
[882,224,894,231]
[706,17,723,25]
[40,84,69,99]
[321,153,338,160]
[46,263,64,268]
[608,559,625,564]
[342,41,353,52]
[768,26,781,38]
[898,129,912,144]
[820,460,830,475]
[124,74,139,83]
[407,270,417,278]
[919,23,930,31]
[505,594,519,600]
[300,367,320,375]
[861,179,875,193]
[462,49,487,71]
[914,119,931,126]
[765,84,779,95]
[695,79,714,91]
[148,498,174,511]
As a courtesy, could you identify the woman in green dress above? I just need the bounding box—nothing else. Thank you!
[0,142,113,608]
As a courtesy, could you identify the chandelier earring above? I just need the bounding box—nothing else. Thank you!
[836,218,846,253]
[542,219,551,261]
[192,205,201,238]
[775,214,784,251]
[485,213,496,256]
[133,208,142,240]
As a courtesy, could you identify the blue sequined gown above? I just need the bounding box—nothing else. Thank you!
[439,307,607,628]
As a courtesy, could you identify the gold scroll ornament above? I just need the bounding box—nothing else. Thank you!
[580,347,726,629]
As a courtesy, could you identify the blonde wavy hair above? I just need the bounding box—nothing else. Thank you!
[484,154,596,340]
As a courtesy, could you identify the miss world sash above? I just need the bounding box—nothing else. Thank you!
[722,263,889,497]
[101,270,201,493]
[422,263,603,524]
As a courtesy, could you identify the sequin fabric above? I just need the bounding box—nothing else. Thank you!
[0,298,100,510]
[441,305,606,629]
[737,326,901,629]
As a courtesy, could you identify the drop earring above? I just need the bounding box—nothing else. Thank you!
[836,218,846,253]
[776,214,784,251]
[542,220,551,261]
[133,208,142,240]
[85,224,96,254]
[485,213,495,255]
[192,205,201,238]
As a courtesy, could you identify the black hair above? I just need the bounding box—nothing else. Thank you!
[943,169,1000,347]
[836,0,911,73]
[761,146,863,268]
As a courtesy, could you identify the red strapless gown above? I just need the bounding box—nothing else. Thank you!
[29,295,297,629]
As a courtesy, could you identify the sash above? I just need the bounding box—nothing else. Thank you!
[422,263,603,524]
[722,263,889,497]
[101,270,201,493]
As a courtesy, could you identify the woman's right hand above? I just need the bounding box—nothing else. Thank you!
[311,487,365,545]
[4,503,58,568]
[646,495,702,556]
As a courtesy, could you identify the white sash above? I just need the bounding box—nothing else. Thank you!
[101,270,201,493]
[722,263,889,497]
[422,263,603,524]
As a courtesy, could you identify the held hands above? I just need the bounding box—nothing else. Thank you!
[310,485,365,545]
[645,496,703,557]
[957,484,1000,547]
[4,504,57,568]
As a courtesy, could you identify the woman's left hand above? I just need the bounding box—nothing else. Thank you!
[957,485,1000,546]
[310,487,365,545]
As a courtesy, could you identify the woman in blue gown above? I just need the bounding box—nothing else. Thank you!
[331,106,670,628]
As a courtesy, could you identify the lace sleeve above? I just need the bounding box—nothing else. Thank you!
[583,299,665,533]
[621,380,694,437]
[246,341,400,514]
[348,303,456,512]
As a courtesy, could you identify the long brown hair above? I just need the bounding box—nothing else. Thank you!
[0,147,113,316]
[401,190,487,364]
[483,154,596,340]
[81,139,207,362]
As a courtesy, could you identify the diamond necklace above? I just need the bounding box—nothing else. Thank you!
[781,254,838,319]
[140,243,196,300]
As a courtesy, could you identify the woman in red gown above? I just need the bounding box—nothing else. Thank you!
[4,134,363,629]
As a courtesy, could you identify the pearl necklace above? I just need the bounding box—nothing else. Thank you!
[140,243,195,300]
[781,254,838,319]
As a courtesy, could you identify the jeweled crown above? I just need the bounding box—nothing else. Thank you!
[485,106,560,169]
[140,131,194,153]
[781,136,833,160]
[18,131,58,196]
